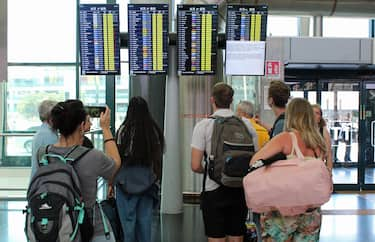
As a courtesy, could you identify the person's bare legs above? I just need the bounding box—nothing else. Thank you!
[227,235,243,242]
[208,237,226,242]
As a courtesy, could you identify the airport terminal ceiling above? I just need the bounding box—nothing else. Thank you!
[180,0,375,17]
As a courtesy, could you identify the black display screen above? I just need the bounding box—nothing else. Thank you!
[128,4,169,75]
[177,5,218,75]
[226,5,268,41]
[79,4,121,75]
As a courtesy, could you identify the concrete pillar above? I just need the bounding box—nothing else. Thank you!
[298,16,311,37]
[313,15,323,37]
[0,0,6,83]
[161,45,183,214]
[0,0,7,158]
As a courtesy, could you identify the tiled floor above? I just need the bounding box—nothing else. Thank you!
[1,193,375,242]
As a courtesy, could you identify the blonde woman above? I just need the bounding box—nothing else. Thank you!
[250,98,327,242]
[312,104,333,174]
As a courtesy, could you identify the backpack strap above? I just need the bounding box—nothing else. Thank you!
[202,116,216,193]
[37,145,91,166]
[97,199,111,239]
[64,145,92,165]
[270,113,285,137]
[36,145,50,166]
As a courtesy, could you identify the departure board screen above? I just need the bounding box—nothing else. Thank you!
[226,5,268,41]
[128,4,169,75]
[79,4,121,75]
[225,5,267,76]
[177,5,218,75]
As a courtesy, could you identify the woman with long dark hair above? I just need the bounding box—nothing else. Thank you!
[115,96,164,242]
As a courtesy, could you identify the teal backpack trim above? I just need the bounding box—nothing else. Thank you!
[70,202,85,241]
[98,199,110,239]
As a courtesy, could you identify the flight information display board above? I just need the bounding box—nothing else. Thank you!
[177,5,218,75]
[225,5,268,76]
[79,4,121,75]
[226,5,268,41]
[128,4,169,75]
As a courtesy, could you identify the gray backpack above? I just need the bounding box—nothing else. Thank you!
[24,145,92,242]
[207,116,255,187]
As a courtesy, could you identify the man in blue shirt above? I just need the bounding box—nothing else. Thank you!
[30,100,58,178]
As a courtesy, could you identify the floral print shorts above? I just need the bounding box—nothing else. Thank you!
[261,208,322,242]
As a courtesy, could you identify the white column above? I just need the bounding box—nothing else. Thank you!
[298,16,310,37]
[161,45,183,214]
[313,15,323,37]
[0,0,7,83]
[0,0,7,150]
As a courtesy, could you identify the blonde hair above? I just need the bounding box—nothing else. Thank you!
[285,98,327,156]
[311,104,326,128]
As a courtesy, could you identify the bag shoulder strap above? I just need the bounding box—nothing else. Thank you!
[37,145,91,166]
[36,145,50,165]
[65,145,92,165]
[289,132,304,159]
[270,113,285,137]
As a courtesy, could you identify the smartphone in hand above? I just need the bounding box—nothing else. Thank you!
[85,106,106,118]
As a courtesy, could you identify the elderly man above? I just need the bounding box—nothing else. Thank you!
[30,100,58,178]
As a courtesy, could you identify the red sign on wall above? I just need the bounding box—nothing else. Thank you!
[266,61,281,76]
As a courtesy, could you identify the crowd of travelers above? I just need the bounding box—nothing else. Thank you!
[27,79,332,242]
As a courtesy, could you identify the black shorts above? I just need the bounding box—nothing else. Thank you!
[200,186,247,238]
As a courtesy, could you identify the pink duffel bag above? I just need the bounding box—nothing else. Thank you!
[243,133,333,216]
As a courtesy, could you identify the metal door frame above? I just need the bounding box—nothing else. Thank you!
[359,80,375,190]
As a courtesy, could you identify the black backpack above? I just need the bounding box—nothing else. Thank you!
[206,116,255,188]
[24,145,93,242]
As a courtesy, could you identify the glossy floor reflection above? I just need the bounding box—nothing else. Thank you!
[1,193,375,242]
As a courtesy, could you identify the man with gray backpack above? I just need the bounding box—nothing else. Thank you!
[191,82,258,242]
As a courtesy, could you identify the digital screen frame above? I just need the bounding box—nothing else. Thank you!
[128,4,169,75]
[177,4,218,75]
[79,4,121,75]
[225,5,268,76]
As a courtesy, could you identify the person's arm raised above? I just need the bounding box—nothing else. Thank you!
[100,107,121,172]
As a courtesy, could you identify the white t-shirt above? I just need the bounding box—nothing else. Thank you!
[191,109,259,191]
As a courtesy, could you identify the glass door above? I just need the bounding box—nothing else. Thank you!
[320,81,360,190]
[287,80,317,104]
[360,82,375,190]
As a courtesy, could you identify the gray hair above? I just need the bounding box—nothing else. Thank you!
[38,100,57,122]
[237,100,254,117]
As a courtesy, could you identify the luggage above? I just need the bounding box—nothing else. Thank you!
[24,145,92,242]
[208,116,255,187]
[243,132,332,216]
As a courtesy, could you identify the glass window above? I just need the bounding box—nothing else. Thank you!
[117,0,129,32]
[323,17,370,37]
[7,66,76,131]
[267,16,298,37]
[79,75,106,130]
[3,66,75,163]
[121,49,128,62]
[115,63,129,129]
[8,0,76,62]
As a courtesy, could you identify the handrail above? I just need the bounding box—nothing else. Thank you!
[0,128,103,137]
[0,132,35,137]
